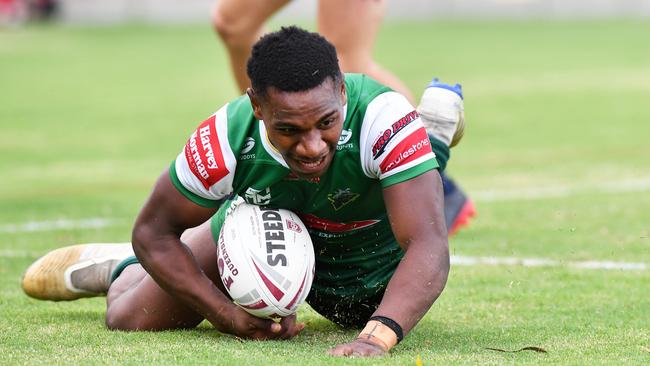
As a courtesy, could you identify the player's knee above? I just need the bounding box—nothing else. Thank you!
[105,306,140,331]
[211,8,250,46]
[338,56,373,74]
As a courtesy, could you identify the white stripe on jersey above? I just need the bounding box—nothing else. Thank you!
[359,91,436,180]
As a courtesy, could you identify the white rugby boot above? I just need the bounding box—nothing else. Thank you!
[417,78,465,147]
[22,243,134,301]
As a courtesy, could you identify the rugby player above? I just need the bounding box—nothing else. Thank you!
[212,0,476,234]
[23,27,463,357]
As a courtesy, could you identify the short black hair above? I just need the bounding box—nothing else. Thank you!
[247,26,342,97]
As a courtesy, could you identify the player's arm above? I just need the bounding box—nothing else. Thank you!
[329,169,449,356]
[377,169,449,342]
[330,89,450,356]
[132,170,288,339]
[132,108,293,339]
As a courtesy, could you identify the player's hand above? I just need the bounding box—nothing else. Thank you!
[327,338,387,357]
[218,305,304,340]
[276,313,305,340]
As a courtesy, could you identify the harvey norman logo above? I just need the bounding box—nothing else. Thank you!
[185,115,229,189]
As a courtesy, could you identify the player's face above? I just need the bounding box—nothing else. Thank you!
[249,77,347,179]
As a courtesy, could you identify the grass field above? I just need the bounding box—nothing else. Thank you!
[1,20,649,365]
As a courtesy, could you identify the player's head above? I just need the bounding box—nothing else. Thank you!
[246,25,343,98]
[246,26,347,179]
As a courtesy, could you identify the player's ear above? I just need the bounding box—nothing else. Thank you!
[339,74,347,106]
[246,88,264,120]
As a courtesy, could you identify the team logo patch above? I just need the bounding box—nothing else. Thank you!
[327,188,360,211]
[184,115,229,189]
[371,110,419,159]
[379,127,433,174]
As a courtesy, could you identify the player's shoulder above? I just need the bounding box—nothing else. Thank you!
[344,73,393,106]
[170,95,260,206]
[344,73,410,120]
[225,94,255,122]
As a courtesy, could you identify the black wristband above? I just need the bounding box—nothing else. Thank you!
[369,316,404,343]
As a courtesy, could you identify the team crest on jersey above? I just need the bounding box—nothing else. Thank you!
[245,187,271,205]
[327,188,360,211]
[372,110,419,159]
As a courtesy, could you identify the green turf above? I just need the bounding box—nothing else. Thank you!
[1,20,649,365]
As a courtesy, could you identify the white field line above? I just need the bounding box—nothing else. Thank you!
[0,218,123,234]
[451,255,647,271]
[472,177,650,202]
[2,178,649,268]
[3,177,648,233]
[0,249,646,271]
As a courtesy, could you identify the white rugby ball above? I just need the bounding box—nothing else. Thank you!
[216,200,315,319]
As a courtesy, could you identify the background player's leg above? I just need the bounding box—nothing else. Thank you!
[212,0,291,92]
[317,0,414,104]
[105,221,226,331]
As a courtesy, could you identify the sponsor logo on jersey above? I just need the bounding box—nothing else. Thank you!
[239,153,256,161]
[239,138,256,160]
[337,129,354,151]
[379,127,433,173]
[338,129,353,145]
[284,172,320,183]
[298,213,379,233]
[245,187,271,205]
[371,110,419,159]
[241,137,255,154]
[184,115,229,189]
[337,143,354,151]
[327,188,360,211]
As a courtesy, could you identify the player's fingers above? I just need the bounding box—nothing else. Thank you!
[327,344,354,356]
[270,322,282,333]
[243,317,282,339]
[277,315,303,339]
[280,321,305,340]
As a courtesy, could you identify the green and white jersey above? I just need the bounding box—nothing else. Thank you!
[170,74,442,301]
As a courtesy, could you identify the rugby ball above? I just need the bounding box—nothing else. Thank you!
[216,200,315,319]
